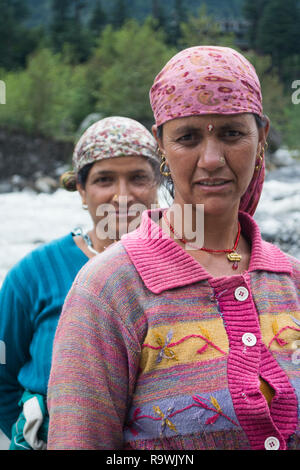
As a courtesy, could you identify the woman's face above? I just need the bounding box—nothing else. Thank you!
[153,113,269,217]
[77,156,158,239]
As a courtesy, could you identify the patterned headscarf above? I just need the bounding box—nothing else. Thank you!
[73,116,159,172]
[150,46,265,215]
[61,116,159,191]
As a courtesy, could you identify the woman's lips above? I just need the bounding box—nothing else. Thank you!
[194,178,232,191]
[110,210,140,217]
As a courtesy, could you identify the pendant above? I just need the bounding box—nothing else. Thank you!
[227,252,242,270]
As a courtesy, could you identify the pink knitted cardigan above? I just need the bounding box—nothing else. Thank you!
[47,210,300,450]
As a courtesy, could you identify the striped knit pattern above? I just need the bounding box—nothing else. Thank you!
[0,234,88,438]
[47,211,300,450]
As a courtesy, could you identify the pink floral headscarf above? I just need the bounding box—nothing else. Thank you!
[150,46,265,215]
[73,116,159,173]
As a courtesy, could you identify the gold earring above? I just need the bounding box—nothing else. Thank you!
[112,194,118,202]
[159,152,171,177]
[255,142,267,171]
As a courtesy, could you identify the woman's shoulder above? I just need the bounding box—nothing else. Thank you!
[262,238,300,279]
[71,240,138,297]
[283,251,300,278]
[5,233,74,281]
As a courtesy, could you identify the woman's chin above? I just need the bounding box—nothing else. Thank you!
[202,200,239,218]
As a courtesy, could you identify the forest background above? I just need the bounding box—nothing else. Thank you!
[0,0,299,150]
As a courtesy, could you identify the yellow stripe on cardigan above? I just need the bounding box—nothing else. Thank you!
[140,319,229,373]
[259,312,300,351]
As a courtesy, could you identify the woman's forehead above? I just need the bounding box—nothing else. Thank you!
[89,156,153,173]
[163,113,255,131]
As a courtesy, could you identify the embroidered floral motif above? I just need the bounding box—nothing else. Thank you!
[192,395,238,426]
[268,319,300,349]
[153,405,177,437]
[272,319,288,347]
[154,330,178,364]
[126,395,238,437]
[142,326,226,364]
[197,326,212,354]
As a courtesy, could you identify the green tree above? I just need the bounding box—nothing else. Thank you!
[167,0,188,46]
[151,0,167,30]
[49,0,92,63]
[242,0,268,50]
[0,0,41,69]
[49,0,73,50]
[245,51,289,135]
[282,103,300,150]
[255,0,300,73]
[110,0,128,29]
[0,48,92,137]
[179,5,235,49]
[89,0,108,38]
[90,19,175,127]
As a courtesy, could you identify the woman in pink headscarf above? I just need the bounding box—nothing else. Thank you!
[47,47,300,451]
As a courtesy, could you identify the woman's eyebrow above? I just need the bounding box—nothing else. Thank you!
[92,170,115,176]
[172,121,248,135]
[172,125,200,135]
[219,121,248,130]
[92,169,149,177]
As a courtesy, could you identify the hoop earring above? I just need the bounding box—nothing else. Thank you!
[160,153,171,177]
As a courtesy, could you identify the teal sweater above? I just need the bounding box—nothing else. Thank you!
[0,233,88,438]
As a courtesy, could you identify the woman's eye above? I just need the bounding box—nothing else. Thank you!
[177,133,197,143]
[223,130,242,138]
[94,176,113,185]
[131,174,151,184]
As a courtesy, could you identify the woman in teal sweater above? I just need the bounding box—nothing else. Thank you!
[0,116,160,449]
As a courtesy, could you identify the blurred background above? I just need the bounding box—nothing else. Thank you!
[0,0,300,449]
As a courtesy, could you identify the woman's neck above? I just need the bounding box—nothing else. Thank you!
[162,204,250,277]
[166,204,240,251]
[88,228,117,254]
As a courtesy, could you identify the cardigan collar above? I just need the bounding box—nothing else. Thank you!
[121,209,292,294]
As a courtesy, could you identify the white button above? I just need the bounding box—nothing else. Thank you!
[264,436,280,450]
[242,332,257,347]
[234,286,249,301]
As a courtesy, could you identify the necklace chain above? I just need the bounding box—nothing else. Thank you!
[73,227,115,255]
[162,211,242,270]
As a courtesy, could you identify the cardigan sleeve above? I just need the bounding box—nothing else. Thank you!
[47,281,141,450]
[0,271,33,438]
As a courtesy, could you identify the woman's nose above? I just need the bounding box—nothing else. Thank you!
[197,139,225,172]
[113,179,134,202]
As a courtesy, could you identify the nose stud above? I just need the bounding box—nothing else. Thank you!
[219,156,225,165]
